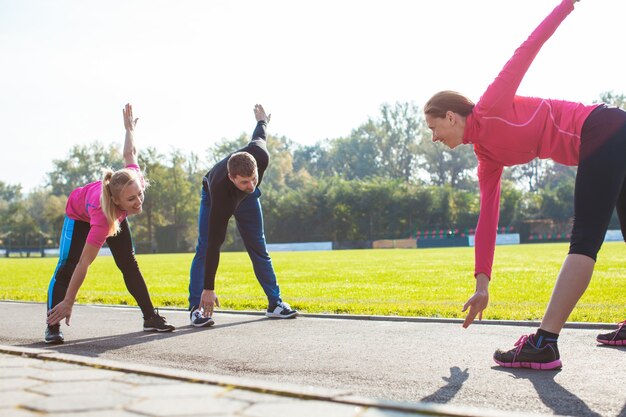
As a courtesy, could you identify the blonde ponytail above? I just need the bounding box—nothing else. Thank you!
[101,169,121,237]
[100,167,146,237]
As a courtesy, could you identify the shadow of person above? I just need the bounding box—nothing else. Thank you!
[210,317,268,331]
[595,342,626,352]
[493,367,601,417]
[21,317,268,357]
[420,366,469,404]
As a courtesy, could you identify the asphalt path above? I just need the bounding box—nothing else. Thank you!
[1,301,625,417]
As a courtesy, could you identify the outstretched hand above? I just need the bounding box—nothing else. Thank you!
[123,103,138,132]
[461,273,490,328]
[462,291,488,328]
[254,104,271,123]
[47,300,73,326]
[200,289,220,318]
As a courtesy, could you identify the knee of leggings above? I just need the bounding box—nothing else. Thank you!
[195,236,209,250]
[568,243,599,262]
[115,257,140,271]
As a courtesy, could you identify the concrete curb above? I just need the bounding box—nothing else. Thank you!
[6,299,617,330]
[0,344,545,417]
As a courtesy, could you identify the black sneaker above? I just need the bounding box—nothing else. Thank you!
[266,301,298,319]
[597,320,626,346]
[44,324,64,344]
[493,334,562,370]
[189,305,215,328]
[143,309,175,332]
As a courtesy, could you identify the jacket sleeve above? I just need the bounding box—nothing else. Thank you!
[251,120,268,141]
[474,0,575,116]
[203,197,234,290]
[474,157,504,279]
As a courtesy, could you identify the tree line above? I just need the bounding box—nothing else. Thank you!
[1,93,624,253]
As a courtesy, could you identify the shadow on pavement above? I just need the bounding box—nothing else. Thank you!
[595,343,626,352]
[420,366,469,404]
[19,317,268,356]
[210,317,268,330]
[493,367,602,417]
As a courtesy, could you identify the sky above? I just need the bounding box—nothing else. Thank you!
[2,0,626,193]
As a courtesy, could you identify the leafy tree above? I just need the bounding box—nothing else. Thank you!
[292,142,330,178]
[538,163,576,190]
[597,91,626,108]
[0,181,22,203]
[2,199,39,248]
[47,141,121,196]
[263,176,468,243]
[505,158,552,193]
[146,149,200,252]
[416,136,477,190]
[135,147,168,252]
[205,134,248,167]
[325,133,380,180]
[0,182,24,241]
[25,188,66,239]
[339,102,422,181]
[263,134,297,190]
[499,180,523,227]
[539,180,575,224]
[377,102,422,180]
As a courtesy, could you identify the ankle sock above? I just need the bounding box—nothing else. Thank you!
[534,329,559,348]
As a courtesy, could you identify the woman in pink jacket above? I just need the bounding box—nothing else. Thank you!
[424,0,625,369]
[45,104,174,344]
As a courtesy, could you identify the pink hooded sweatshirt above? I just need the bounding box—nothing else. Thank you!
[463,0,601,278]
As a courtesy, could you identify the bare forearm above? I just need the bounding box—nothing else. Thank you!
[123,130,138,166]
[475,273,490,292]
[122,103,139,166]
[47,243,98,325]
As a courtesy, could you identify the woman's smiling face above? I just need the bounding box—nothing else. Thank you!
[113,179,144,215]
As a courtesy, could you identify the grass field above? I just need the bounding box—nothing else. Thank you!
[1,242,625,323]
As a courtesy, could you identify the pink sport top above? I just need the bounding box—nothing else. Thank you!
[463,0,601,279]
[65,164,141,248]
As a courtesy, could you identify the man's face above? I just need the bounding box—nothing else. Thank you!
[228,171,258,194]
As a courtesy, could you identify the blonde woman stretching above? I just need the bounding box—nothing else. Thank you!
[45,104,174,344]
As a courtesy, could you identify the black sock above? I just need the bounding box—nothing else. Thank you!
[534,329,559,348]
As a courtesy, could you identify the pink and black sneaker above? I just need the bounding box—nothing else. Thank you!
[597,320,626,346]
[493,334,562,370]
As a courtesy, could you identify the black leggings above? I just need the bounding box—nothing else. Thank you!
[569,106,626,259]
[47,217,155,318]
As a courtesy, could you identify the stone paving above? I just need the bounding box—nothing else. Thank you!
[0,345,535,417]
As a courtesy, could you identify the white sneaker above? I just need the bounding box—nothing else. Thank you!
[266,301,298,319]
[190,306,215,327]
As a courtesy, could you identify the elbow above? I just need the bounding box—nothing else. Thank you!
[123,148,137,160]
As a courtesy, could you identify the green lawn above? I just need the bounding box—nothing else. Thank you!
[2,242,625,322]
